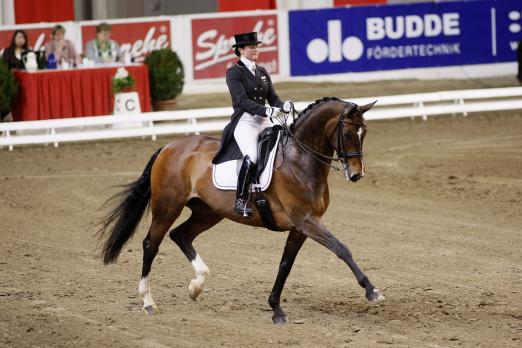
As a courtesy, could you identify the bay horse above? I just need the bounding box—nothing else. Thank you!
[98,97,384,323]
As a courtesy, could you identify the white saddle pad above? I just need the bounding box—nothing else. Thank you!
[212,132,280,191]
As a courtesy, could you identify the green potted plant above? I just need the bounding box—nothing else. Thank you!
[144,48,184,111]
[0,60,18,121]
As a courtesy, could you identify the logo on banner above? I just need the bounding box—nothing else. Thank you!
[506,10,522,51]
[508,10,521,33]
[307,21,364,63]
[195,20,276,70]
[120,26,169,61]
[191,15,279,79]
[81,21,170,62]
[291,2,521,76]
[306,14,461,64]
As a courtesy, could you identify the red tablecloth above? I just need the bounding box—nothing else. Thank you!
[12,64,151,121]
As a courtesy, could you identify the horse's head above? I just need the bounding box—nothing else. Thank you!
[328,101,376,182]
[291,97,376,182]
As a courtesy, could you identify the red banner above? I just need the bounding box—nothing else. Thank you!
[191,14,279,79]
[14,0,74,24]
[218,0,275,12]
[0,27,53,55]
[81,20,171,63]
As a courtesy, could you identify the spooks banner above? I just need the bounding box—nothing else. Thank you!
[289,0,522,76]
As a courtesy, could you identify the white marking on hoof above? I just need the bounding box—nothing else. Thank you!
[139,275,156,310]
[188,254,209,301]
[368,288,385,304]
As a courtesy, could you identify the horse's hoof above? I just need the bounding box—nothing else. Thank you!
[367,288,385,304]
[142,304,159,315]
[272,315,287,324]
[188,280,203,301]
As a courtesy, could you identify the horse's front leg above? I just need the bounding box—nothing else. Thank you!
[297,215,385,303]
[268,229,307,324]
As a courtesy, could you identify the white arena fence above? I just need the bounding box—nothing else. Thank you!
[2,86,522,151]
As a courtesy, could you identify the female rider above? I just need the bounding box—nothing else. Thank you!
[212,32,293,218]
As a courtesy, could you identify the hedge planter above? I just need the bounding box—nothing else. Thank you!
[0,60,18,117]
[152,99,177,111]
[145,48,184,110]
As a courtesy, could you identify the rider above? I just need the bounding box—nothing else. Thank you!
[212,32,293,218]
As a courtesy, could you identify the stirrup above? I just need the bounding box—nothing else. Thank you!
[234,198,253,218]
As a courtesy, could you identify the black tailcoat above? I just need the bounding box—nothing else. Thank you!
[212,60,283,164]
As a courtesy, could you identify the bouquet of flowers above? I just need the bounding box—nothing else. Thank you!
[112,67,135,94]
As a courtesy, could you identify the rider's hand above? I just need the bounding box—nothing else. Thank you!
[283,101,294,113]
[265,107,282,118]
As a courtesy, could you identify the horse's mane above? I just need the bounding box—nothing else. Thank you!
[291,97,343,130]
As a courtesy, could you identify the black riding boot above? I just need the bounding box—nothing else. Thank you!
[234,156,256,218]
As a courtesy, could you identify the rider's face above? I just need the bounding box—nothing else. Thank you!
[240,45,259,61]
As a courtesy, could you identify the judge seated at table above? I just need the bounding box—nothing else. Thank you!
[85,23,120,64]
[45,24,80,67]
[2,29,29,70]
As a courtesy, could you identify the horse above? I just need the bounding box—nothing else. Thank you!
[98,97,384,323]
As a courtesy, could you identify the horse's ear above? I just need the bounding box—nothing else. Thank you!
[359,100,377,114]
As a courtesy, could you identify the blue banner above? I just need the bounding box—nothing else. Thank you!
[289,0,521,76]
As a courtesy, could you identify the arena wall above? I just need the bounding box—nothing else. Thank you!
[0,0,519,84]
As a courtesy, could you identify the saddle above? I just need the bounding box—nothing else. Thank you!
[212,125,285,232]
[212,125,283,192]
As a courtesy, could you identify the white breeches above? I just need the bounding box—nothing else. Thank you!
[234,112,272,164]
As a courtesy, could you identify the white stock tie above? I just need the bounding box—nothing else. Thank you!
[250,64,256,76]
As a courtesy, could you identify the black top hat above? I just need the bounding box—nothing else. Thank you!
[232,32,262,47]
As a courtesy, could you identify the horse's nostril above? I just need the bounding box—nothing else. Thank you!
[350,174,360,182]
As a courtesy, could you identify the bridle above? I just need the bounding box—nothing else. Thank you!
[332,103,365,179]
[274,102,365,176]
[335,102,365,161]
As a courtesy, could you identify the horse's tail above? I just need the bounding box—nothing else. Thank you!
[98,147,163,264]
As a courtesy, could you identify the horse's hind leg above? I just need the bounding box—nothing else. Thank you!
[139,208,181,315]
[169,198,223,301]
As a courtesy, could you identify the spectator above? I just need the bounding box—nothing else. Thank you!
[85,22,120,63]
[45,24,80,67]
[2,30,29,70]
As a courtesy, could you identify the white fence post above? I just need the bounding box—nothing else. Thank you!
[460,98,467,116]
[148,120,156,141]
[51,128,58,148]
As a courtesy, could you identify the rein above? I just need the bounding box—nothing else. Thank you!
[273,102,364,173]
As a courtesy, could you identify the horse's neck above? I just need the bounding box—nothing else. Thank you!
[293,102,340,158]
[288,102,342,177]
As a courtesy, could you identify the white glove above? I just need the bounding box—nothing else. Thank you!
[283,100,294,113]
[265,107,282,118]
